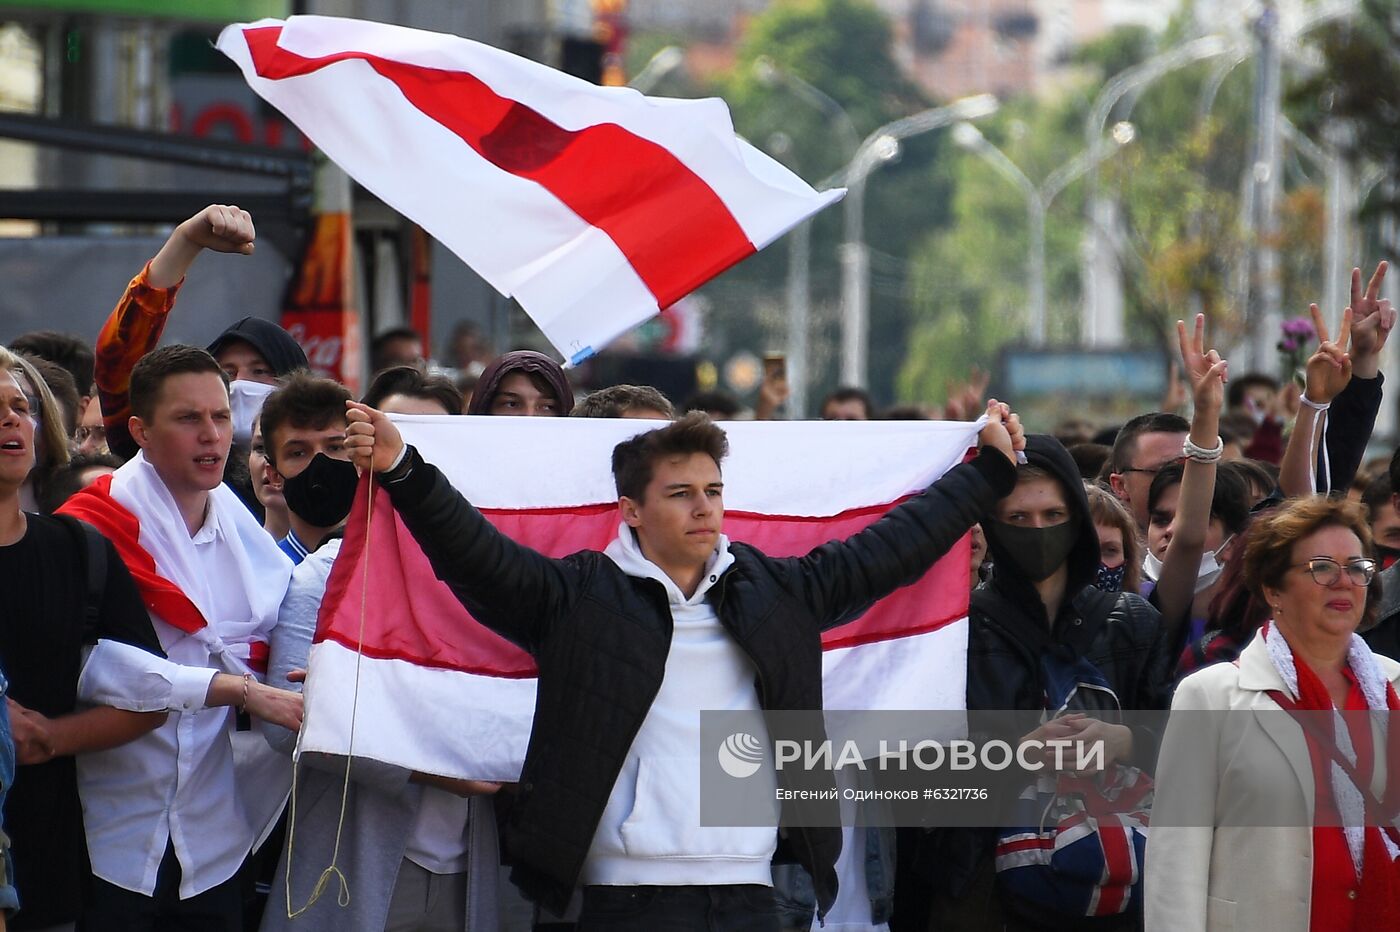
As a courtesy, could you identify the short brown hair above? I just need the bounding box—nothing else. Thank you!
[259,371,352,468]
[1109,412,1190,474]
[21,355,80,437]
[361,365,462,414]
[1244,497,1377,623]
[1085,481,1142,592]
[130,345,227,421]
[8,331,94,399]
[612,411,727,501]
[574,384,675,419]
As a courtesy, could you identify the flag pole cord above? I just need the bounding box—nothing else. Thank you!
[283,470,376,917]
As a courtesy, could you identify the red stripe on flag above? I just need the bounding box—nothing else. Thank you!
[995,836,1055,855]
[242,26,756,311]
[1092,819,1132,915]
[317,482,970,677]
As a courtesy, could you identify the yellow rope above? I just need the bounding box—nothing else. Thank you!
[284,471,376,918]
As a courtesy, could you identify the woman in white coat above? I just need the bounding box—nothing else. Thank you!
[1146,496,1400,931]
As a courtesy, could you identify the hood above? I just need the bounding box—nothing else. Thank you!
[984,433,1101,598]
[467,350,575,415]
[206,317,309,376]
[603,521,734,606]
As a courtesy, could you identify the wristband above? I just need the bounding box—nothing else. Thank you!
[1298,395,1332,495]
[1182,436,1224,463]
[1299,394,1331,412]
[238,673,252,713]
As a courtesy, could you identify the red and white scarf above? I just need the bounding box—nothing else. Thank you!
[60,452,291,674]
[1261,621,1400,913]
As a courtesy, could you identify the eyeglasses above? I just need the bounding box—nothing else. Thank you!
[1291,558,1377,587]
[1120,457,1187,477]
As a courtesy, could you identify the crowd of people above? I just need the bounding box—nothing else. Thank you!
[1,202,1399,932]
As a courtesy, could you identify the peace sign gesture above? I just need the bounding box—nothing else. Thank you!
[1348,261,1394,377]
[1305,303,1353,405]
[1175,313,1228,414]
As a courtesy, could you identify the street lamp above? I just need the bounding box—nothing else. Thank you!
[953,121,1136,345]
[1081,34,1238,346]
[628,46,684,93]
[754,56,861,158]
[836,93,999,388]
[752,58,860,416]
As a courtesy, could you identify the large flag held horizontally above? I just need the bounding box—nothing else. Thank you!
[216,16,845,365]
[296,417,980,782]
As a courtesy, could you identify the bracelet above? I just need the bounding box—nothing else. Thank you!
[1182,436,1224,463]
[238,673,252,713]
[1299,394,1331,412]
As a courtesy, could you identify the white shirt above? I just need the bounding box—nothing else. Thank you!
[78,504,276,899]
[403,787,472,875]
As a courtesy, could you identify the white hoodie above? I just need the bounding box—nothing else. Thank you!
[581,523,777,887]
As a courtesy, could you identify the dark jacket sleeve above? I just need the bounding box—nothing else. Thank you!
[784,449,1016,632]
[1321,373,1382,493]
[380,446,577,653]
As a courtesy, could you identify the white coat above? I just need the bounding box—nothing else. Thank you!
[1144,633,1400,932]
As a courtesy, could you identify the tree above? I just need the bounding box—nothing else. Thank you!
[1292,0,1400,235]
[897,20,1331,414]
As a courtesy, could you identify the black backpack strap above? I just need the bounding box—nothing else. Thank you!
[57,515,108,633]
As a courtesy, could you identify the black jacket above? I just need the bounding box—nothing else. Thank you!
[928,436,1170,920]
[381,443,1016,916]
[1363,560,1400,662]
[1322,372,1383,493]
[969,435,1171,716]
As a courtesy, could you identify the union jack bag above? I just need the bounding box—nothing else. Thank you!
[992,652,1153,918]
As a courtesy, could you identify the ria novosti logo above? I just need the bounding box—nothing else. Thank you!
[717,732,765,778]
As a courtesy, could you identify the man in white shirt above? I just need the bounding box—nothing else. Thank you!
[60,344,303,930]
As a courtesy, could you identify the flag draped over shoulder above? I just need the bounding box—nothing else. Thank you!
[299,417,981,782]
[216,15,845,365]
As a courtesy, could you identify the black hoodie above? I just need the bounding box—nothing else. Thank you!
[921,436,1171,923]
[206,316,309,376]
[969,434,1169,714]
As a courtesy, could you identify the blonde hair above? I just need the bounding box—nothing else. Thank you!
[1085,481,1142,592]
[0,344,72,474]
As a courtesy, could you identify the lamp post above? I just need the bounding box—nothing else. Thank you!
[628,46,683,93]
[836,93,999,388]
[753,58,859,416]
[1081,34,1237,346]
[953,121,1136,345]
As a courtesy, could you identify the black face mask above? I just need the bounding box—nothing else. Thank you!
[281,453,359,529]
[986,519,1079,582]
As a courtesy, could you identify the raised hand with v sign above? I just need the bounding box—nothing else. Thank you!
[1176,313,1228,417]
[1348,261,1394,378]
[1305,303,1353,406]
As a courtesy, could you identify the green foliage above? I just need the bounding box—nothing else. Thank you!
[1072,24,1155,79]
[1292,0,1400,229]
[898,95,1099,406]
[683,0,949,409]
[897,22,1329,413]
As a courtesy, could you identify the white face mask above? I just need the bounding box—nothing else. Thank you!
[229,380,275,447]
[1143,535,1234,593]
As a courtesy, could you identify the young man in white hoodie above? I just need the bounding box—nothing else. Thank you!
[345,401,1023,930]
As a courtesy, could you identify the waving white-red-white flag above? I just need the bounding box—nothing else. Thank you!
[216,16,844,365]
[296,417,979,782]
